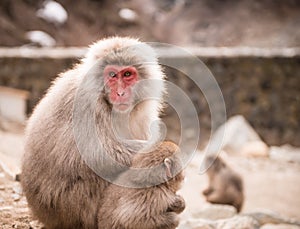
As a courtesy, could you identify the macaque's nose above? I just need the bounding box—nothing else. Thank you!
[117,80,125,97]
[117,91,125,96]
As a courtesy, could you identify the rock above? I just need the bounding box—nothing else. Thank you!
[270,145,300,163]
[0,206,13,211]
[241,140,269,157]
[178,219,215,229]
[178,216,259,229]
[261,224,300,229]
[0,87,29,124]
[179,210,300,229]
[207,115,265,155]
[12,185,22,195]
[29,220,44,229]
[0,130,24,180]
[192,204,237,220]
[216,215,259,229]
[11,193,21,201]
[244,210,300,227]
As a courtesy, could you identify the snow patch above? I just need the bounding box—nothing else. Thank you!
[25,31,56,47]
[118,8,137,22]
[36,0,68,25]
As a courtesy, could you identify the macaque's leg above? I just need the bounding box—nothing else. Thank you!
[206,190,225,203]
[151,212,180,229]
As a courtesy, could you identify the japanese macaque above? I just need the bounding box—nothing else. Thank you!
[21,37,168,228]
[202,155,244,212]
[98,141,185,229]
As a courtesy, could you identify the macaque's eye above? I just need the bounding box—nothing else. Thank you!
[123,71,131,77]
[109,71,117,78]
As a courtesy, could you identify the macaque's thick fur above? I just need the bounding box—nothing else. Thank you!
[98,141,185,229]
[203,156,244,212]
[21,37,169,228]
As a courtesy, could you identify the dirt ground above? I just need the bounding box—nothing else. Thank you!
[0,137,300,228]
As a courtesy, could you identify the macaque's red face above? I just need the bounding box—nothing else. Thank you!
[104,65,138,111]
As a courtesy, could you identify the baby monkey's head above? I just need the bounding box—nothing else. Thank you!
[132,141,184,191]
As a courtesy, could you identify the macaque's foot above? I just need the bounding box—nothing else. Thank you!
[202,187,213,196]
[167,195,185,214]
[157,212,180,229]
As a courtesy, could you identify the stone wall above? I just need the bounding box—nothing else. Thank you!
[0,47,299,146]
[0,57,78,111]
[163,56,300,147]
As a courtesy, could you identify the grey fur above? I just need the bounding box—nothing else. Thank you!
[21,37,167,228]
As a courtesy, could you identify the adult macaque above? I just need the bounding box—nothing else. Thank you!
[21,37,169,228]
[98,141,185,229]
[202,155,244,212]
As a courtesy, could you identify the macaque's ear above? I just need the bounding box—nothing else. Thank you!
[164,158,172,179]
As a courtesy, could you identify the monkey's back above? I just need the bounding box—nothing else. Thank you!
[214,167,244,212]
[21,68,107,228]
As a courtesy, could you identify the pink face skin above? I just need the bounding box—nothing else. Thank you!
[104,65,138,112]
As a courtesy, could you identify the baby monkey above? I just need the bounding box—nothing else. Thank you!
[203,155,244,212]
[98,141,185,229]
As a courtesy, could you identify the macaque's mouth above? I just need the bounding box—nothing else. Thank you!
[113,103,131,111]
